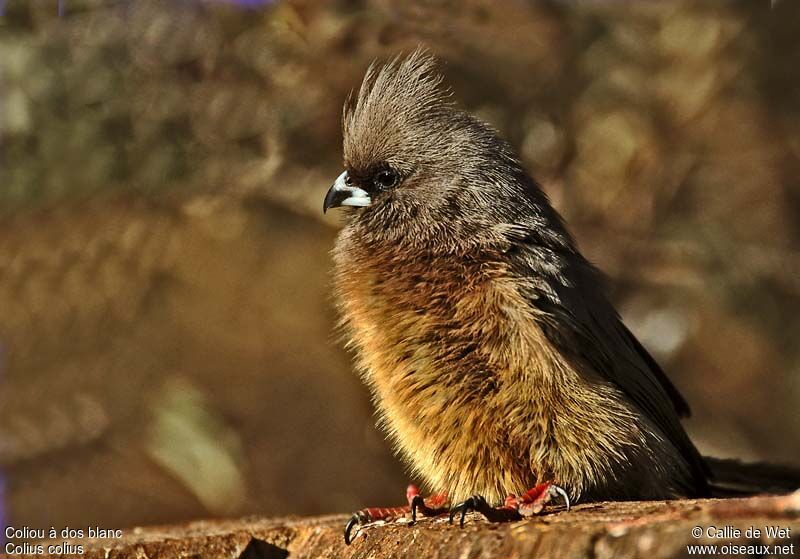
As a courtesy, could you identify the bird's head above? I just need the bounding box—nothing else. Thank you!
[323,49,536,246]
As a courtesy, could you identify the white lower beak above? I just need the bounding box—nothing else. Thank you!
[323,171,371,212]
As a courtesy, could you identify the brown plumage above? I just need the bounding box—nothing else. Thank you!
[326,50,712,508]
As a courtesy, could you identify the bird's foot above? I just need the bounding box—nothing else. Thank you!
[343,484,449,545]
[448,495,521,526]
[449,483,570,527]
[516,483,571,516]
[408,484,450,523]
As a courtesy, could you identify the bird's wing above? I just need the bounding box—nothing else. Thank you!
[504,230,710,489]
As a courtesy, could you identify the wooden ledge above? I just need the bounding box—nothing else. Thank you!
[46,493,800,558]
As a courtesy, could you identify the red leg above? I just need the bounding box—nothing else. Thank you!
[344,484,450,544]
[449,483,571,527]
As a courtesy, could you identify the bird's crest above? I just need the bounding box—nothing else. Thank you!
[342,48,454,170]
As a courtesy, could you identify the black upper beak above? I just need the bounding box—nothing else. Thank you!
[323,171,372,213]
[323,184,350,214]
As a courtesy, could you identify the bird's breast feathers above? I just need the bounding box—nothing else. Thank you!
[332,238,648,501]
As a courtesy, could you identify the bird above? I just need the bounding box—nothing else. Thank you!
[323,49,797,544]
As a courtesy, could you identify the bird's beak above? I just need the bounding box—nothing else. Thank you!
[323,171,371,213]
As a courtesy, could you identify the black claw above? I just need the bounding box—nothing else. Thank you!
[458,502,469,527]
[410,495,424,524]
[448,505,459,525]
[344,513,361,545]
[448,504,459,525]
[449,495,484,528]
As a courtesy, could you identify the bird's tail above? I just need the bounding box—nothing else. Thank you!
[705,456,800,497]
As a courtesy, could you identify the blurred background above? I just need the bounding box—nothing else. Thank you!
[0,0,799,535]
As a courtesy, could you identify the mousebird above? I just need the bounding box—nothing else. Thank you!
[323,50,799,544]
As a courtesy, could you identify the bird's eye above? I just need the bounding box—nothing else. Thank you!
[374,169,399,190]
